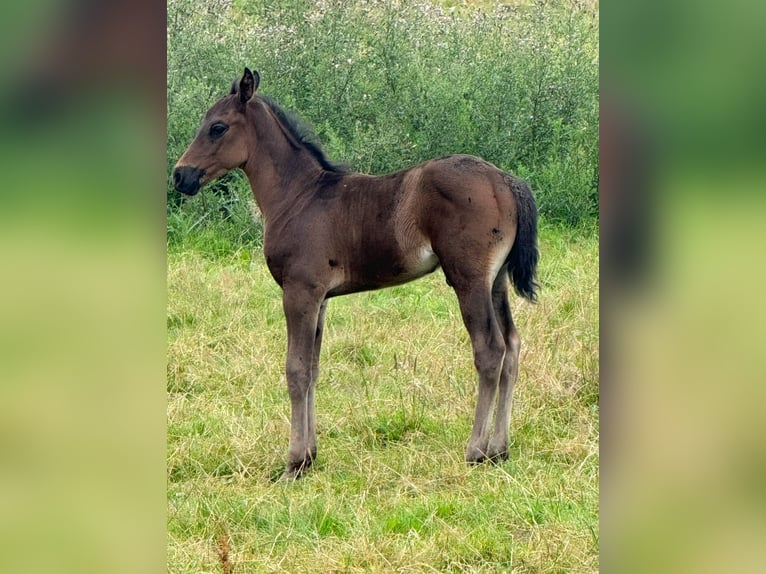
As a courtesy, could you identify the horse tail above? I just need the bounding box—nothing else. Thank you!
[506,176,540,302]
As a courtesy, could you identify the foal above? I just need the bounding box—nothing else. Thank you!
[173,68,539,479]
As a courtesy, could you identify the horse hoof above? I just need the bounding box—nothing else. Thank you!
[488,449,509,463]
[280,464,307,481]
[486,441,509,462]
[465,447,488,464]
[281,456,313,480]
[279,468,302,481]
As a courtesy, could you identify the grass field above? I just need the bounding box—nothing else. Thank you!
[167,223,598,573]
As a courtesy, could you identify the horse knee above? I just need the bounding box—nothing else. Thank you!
[285,360,311,397]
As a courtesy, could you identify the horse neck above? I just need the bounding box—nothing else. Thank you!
[241,101,324,219]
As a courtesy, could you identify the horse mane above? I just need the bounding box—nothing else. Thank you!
[259,96,350,174]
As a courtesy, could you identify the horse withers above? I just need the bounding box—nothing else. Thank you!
[173,68,539,479]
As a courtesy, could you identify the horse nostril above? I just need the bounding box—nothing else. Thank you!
[172,166,204,196]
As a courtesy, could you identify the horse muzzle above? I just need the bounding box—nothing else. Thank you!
[172,166,206,196]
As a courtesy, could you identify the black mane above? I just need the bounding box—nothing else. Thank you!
[260,96,349,174]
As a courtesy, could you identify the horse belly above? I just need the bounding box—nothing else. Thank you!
[364,241,439,286]
[327,241,438,297]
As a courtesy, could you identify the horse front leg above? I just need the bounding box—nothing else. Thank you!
[281,285,324,480]
[306,300,328,462]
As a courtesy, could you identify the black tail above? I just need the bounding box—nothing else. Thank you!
[506,176,540,302]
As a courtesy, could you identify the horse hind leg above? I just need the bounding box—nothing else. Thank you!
[487,268,521,461]
[452,281,506,463]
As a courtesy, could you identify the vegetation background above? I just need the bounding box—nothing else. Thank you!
[167,0,598,572]
[167,0,598,252]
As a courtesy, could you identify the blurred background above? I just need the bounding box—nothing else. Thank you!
[601,0,766,572]
[1,0,765,572]
[0,0,166,573]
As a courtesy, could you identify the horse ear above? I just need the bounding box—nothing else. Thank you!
[239,67,260,105]
[230,80,237,95]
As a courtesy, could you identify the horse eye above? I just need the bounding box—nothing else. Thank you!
[209,122,229,139]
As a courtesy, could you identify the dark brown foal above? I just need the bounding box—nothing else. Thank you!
[173,68,539,479]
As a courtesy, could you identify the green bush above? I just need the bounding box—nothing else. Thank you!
[167,0,598,250]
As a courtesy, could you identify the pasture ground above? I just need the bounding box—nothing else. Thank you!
[167,223,598,573]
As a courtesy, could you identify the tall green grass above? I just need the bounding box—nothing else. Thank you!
[167,0,599,252]
[167,224,598,572]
